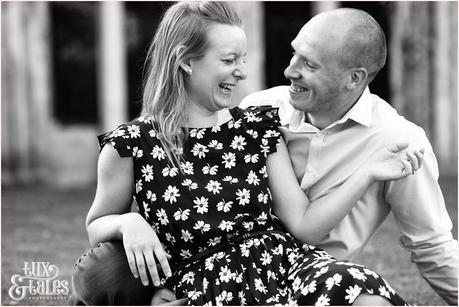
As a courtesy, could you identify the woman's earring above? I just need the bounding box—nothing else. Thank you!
[187,68,192,75]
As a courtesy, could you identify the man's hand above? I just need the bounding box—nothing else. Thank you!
[151,288,188,305]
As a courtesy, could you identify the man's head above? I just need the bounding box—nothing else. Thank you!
[284,8,386,128]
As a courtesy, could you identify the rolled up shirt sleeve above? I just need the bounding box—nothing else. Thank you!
[385,130,458,305]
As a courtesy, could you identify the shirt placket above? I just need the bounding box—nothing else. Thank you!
[300,131,325,190]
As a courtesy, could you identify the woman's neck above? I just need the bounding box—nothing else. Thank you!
[186,107,233,128]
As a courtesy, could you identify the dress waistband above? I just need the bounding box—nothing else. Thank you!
[173,229,287,273]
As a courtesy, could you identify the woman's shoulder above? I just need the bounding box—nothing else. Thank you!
[233,105,281,127]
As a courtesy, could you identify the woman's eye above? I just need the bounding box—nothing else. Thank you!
[223,59,235,64]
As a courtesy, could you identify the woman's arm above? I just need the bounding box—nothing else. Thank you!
[86,144,171,286]
[267,138,423,245]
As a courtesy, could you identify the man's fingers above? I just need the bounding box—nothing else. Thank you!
[134,251,149,286]
[125,250,139,279]
[144,250,161,287]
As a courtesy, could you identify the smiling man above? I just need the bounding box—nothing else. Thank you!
[240,8,458,305]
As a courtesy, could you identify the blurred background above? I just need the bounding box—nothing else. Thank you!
[1,1,457,305]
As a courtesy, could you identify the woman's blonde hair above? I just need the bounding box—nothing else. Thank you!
[141,1,242,167]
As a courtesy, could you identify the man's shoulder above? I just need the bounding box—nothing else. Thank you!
[370,94,430,147]
[239,86,291,108]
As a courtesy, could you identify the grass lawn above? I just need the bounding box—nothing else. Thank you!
[1,175,457,305]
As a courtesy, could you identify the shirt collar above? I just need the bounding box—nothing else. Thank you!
[284,86,373,132]
[335,86,373,128]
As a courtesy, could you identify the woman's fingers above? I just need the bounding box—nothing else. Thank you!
[415,149,424,169]
[134,250,150,286]
[406,151,419,173]
[401,157,412,177]
[125,250,139,279]
[144,250,161,286]
[154,245,172,279]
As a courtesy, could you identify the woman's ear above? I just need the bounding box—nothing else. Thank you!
[176,45,192,75]
[347,68,368,89]
[180,63,192,75]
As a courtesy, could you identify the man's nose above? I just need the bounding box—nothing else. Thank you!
[234,63,247,80]
[284,57,300,80]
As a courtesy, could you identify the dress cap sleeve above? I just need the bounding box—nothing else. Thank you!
[97,123,138,158]
[242,105,282,156]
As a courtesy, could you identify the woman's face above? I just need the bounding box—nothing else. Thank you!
[187,24,247,114]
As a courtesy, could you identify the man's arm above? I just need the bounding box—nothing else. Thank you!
[385,130,458,305]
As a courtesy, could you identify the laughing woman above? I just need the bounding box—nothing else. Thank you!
[70,2,423,305]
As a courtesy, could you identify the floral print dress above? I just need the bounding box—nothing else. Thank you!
[98,106,407,306]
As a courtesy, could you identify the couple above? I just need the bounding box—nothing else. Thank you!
[70,2,458,306]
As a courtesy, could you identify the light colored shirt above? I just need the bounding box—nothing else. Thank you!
[240,85,458,305]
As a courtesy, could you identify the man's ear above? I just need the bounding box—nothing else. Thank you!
[346,68,368,89]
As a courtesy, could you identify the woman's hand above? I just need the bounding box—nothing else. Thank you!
[362,142,424,183]
[119,212,172,287]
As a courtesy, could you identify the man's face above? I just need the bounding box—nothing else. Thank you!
[284,20,348,116]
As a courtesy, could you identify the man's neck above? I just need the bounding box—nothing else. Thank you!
[305,89,365,130]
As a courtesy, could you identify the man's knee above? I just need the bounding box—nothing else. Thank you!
[70,241,154,305]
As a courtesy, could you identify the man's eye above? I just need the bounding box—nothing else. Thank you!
[223,59,235,64]
[304,61,315,69]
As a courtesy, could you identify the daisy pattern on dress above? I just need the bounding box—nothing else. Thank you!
[156,208,169,225]
[127,125,141,138]
[192,143,209,158]
[202,164,219,175]
[142,201,151,219]
[254,278,268,294]
[222,176,238,184]
[236,188,250,205]
[315,294,330,306]
[345,285,362,304]
[190,128,206,139]
[151,145,166,160]
[222,152,236,169]
[208,140,223,149]
[162,165,179,177]
[132,146,143,158]
[135,179,143,193]
[181,229,194,242]
[173,208,190,221]
[230,135,247,151]
[193,196,209,214]
[193,221,211,233]
[180,161,194,175]
[217,200,233,212]
[257,192,269,204]
[163,185,180,203]
[206,180,222,194]
[146,190,156,202]
[219,266,236,283]
[347,268,367,281]
[325,273,342,290]
[182,179,198,191]
[244,153,259,163]
[141,164,154,182]
[246,170,260,186]
[218,220,235,232]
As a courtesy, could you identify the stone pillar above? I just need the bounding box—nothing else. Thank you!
[2,3,41,183]
[312,1,339,16]
[99,2,128,131]
[432,2,458,173]
[232,2,265,105]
